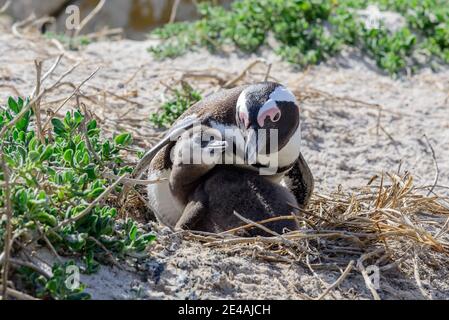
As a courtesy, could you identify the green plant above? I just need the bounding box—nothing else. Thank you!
[361,26,416,74]
[148,0,449,75]
[0,97,156,299]
[44,32,91,48]
[17,261,91,300]
[149,82,202,128]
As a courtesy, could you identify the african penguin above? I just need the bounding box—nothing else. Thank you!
[139,82,314,229]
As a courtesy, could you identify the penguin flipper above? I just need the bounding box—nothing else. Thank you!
[175,188,211,231]
[132,116,199,179]
[283,152,314,208]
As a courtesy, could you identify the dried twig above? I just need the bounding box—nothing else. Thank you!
[413,248,432,300]
[88,237,123,270]
[0,156,12,299]
[102,172,167,186]
[33,60,45,143]
[232,211,283,237]
[11,14,35,38]
[74,0,106,38]
[42,67,100,131]
[36,224,62,263]
[31,54,64,97]
[0,0,11,14]
[9,258,51,279]
[423,135,439,197]
[221,215,297,235]
[316,260,355,300]
[169,0,181,23]
[4,288,39,300]
[264,62,272,82]
[79,101,102,163]
[0,63,80,138]
[357,249,383,300]
[224,59,270,88]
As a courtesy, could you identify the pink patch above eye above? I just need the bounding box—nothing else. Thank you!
[257,106,281,127]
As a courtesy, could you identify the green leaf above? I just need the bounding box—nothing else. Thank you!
[74,111,84,125]
[63,149,74,164]
[86,119,97,131]
[83,164,96,179]
[8,97,20,113]
[66,292,91,300]
[28,151,40,162]
[65,233,88,251]
[128,224,138,241]
[114,133,132,146]
[39,145,54,162]
[15,111,31,132]
[87,187,105,200]
[52,118,66,136]
[28,137,38,151]
[36,212,57,227]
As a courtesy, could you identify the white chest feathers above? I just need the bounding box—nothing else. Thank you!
[146,169,182,228]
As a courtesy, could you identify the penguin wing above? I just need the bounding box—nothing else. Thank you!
[282,152,314,208]
[132,116,199,179]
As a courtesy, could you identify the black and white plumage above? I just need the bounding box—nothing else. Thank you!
[138,82,314,232]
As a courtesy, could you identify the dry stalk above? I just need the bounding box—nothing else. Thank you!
[413,247,432,300]
[356,248,384,300]
[31,54,64,97]
[224,59,271,88]
[42,67,100,131]
[102,172,167,186]
[73,0,106,39]
[33,60,45,144]
[0,62,81,138]
[169,0,181,23]
[0,156,12,299]
[9,258,51,279]
[423,134,439,197]
[88,236,123,270]
[11,14,35,38]
[4,288,39,300]
[0,0,11,14]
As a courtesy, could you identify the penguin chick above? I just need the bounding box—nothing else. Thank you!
[169,126,227,214]
[175,166,299,236]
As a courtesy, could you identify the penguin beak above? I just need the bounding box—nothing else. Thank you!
[244,128,258,164]
[206,140,228,151]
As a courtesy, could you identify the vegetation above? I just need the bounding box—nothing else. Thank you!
[148,0,449,75]
[44,32,92,48]
[149,82,202,128]
[0,97,156,299]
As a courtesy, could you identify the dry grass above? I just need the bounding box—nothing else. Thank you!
[183,172,449,299]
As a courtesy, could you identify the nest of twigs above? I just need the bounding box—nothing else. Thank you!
[184,172,449,299]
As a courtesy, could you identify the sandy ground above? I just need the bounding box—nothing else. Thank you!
[1,20,449,299]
